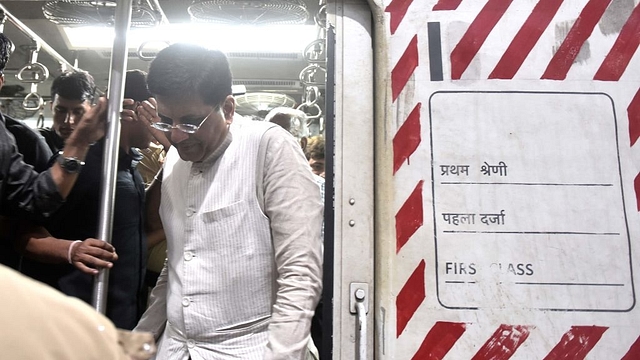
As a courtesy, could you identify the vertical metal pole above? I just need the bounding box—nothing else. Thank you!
[92,1,133,313]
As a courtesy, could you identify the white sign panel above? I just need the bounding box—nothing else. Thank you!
[430,91,634,311]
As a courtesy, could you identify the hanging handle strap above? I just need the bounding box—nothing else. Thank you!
[16,62,49,83]
[22,91,44,111]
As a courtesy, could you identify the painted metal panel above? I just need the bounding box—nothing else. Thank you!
[329,1,376,359]
[371,0,640,358]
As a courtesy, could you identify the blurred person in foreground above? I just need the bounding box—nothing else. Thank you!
[0,264,156,360]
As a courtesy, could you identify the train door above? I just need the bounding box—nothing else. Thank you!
[368,0,640,359]
[326,0,375,359]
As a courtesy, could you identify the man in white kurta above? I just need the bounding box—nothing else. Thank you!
[134,43,323,360]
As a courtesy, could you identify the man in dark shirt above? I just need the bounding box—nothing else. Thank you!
[39,70,95,154]
[0,113,53,269]
[5,116,51,172]
[0,34,107,219]
[21,70,154,330]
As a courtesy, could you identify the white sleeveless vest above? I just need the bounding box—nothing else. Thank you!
[159,117,277,356]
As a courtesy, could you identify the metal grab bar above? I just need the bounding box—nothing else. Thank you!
[355,300,367,360]
[91,0,133,314]
[22,92,43,111]
[303,86,319,106]
[136,40,170,61]
[16,62,49,83]
[0,4,79,72]
[350,283,370,360]
[297,102,322,120]
[299,64,327,86]
[314,4,327,28]
[304,39,326,64]
[18,43,48,111]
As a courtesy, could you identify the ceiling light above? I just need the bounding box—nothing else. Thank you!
[61,24,317,53]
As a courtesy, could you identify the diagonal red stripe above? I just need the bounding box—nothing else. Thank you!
[543,326,608,360]
[393,103,422,174]
[433,0,463,11]
[634,173,640,211]
[489,0,563,79]
[541,0,612,80]
[397,259,426,337]
[471,325,532,360]
[395,180,424,253]
[392,36,419,101]
[621,335,640,360]
[629,88,640,147]
[450,0,513,80]
[412,321,467,360]
[594,4,640,81]
[385,0,414,35]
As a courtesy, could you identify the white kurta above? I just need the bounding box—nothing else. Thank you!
[136,116,323,360]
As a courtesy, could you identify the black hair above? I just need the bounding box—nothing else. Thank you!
[147,43,232,106]
[0,33,14,73]
[124,69,151,102]
[50,70,95,102]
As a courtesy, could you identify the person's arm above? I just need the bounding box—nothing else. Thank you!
[134,257,168,340]
[135,167,168,339]
[261,127,324,359]
[15,220,118,275]
[50,97,108,198]
[123,97,171,151]
[1,98,107,218]
[145,169,165,248]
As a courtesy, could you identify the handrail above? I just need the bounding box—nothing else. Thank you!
[22,91,43,111]
[91,0,133,314]
[150,0,169,25]
[16,62,49,83]
[0,3,79,71]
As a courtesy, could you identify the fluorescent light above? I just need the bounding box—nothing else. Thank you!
[61,24,318,53]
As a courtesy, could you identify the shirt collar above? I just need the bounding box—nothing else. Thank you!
[197,123,233,166]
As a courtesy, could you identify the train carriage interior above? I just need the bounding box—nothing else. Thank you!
[0,2,334,358]
[0,0,327,132]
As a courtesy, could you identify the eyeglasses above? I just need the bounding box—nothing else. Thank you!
[151,106,218,134]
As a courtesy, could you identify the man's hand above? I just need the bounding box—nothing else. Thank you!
[137,98,171,150]
[67,97,108,146]
[68,238,118,275]
[120,98,140,122]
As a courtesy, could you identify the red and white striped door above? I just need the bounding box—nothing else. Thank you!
[373,0,640,358]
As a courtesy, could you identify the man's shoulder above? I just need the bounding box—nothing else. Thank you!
[4,115,39,138]
[37,127,55,136]
[37,127,61,149]
[232,116,284,146]
[234,115,278,132]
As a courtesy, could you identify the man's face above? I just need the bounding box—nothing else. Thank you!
[51,95,92,141]
[155,95,233,162]
[309,157,325,177]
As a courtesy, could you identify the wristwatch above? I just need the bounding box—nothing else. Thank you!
[56,151,85,174]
